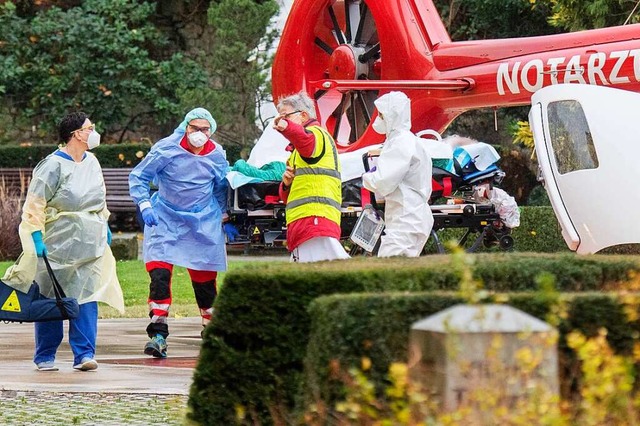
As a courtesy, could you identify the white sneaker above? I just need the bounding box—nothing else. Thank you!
[36,360,59,372]
[73,357,98,371]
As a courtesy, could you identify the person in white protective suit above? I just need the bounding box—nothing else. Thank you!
[129,107,229,358]
[3,112,124,372]
[361,91,433,257]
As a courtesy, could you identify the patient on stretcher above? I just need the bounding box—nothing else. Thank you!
[226,125,517,228]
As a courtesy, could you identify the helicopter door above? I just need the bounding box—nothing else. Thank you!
[530,84,640,254]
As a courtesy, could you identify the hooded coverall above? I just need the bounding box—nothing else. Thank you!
[362,91,434,257]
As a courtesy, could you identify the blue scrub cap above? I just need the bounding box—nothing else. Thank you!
[176,107,217,134]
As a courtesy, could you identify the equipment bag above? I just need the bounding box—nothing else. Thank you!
[0,255,79,322]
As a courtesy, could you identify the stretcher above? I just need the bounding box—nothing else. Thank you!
[225,148,515,254]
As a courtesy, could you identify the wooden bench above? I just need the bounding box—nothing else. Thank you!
[0,167,137,213]
[102,168,136,213]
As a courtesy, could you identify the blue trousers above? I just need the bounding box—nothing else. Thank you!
[34,302,98,366]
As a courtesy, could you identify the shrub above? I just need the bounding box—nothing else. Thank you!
[314,329,638,425]
[0,143,242,168]
[527,184,551,206]
[510,206,571,253]
[188,253,640,425]
[303,291,640,415]
[0,178,25,260]
[0,0,206,143]
[0,144,150,168]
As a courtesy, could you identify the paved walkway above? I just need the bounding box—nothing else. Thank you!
[0,240,288,424]
[0,317,203,425]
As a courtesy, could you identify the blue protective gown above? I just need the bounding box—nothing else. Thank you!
[129,131,229,271]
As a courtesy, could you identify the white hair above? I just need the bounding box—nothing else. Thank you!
[276,91,316,119]
[442,134,478,148]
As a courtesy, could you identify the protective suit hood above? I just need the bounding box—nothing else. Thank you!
[374,91,412,134]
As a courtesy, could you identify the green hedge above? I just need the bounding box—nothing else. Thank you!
[0,144,150,167]
[509,206,570,252]
[188,253,640,425]
[0,143,242,168]
[304,291,638,411]
[428,206,640,255]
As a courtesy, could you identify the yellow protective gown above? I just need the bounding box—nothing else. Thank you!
[2,151,124,312]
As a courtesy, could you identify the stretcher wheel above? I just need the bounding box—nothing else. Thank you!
[482,235,498,248]
[275,208,286,222]
[499,235,514,250]
[462,205,475,216]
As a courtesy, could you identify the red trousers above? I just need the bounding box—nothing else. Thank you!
[145,261,218,338]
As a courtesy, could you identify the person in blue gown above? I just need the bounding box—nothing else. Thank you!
[129,108,229,357]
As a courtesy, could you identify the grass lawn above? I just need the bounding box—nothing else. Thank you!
[0,258,285,319]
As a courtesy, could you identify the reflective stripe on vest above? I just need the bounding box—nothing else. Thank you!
[286,125,342,225]
[295,168,341,179]
[287,196,342,210]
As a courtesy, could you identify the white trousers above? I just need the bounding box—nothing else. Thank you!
[291,237,351,263]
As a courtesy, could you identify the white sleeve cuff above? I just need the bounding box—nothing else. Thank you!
[138,201,152,211]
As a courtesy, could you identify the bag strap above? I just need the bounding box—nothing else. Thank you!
[42,254,71,320]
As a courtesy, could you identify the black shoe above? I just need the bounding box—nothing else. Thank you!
[143,334,167,358]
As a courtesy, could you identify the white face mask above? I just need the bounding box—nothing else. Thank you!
[372,116,387,135]
[86,131,101,150]
[188,131,208,148]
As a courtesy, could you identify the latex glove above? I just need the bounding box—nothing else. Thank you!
[223,223,240,242]
[107,226,112,246]
[141,207,159,227]
[367,166,377,173]
[31,231,48,258]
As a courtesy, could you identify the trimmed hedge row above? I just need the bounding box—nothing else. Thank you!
[0,143,242,168]
[188,253,640,425]
[304,291,638,411]
[0,144,151,168]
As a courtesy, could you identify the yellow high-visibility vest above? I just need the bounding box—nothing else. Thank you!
[286,125,342,226]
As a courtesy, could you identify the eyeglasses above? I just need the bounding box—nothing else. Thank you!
[188,124,211,133]
[73,124,95,133]
[282,110,302,118]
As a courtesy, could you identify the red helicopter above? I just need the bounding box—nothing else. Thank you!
[241,0,640,253]
[272,0,640,152]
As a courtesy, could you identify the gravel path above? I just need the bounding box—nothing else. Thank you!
[0,390,188,425]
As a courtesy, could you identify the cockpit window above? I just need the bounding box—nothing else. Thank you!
[547,100,598,175]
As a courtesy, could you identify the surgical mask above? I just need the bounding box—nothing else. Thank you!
[86,131,101,150]
[372,116,387,134]
[188,131,208,148]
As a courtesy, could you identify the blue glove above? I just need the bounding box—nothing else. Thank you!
[107,226,112,246]
[223,223,240,242]
[31,231,47,258]
[141,207,159,227]
[368,166,377,173]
